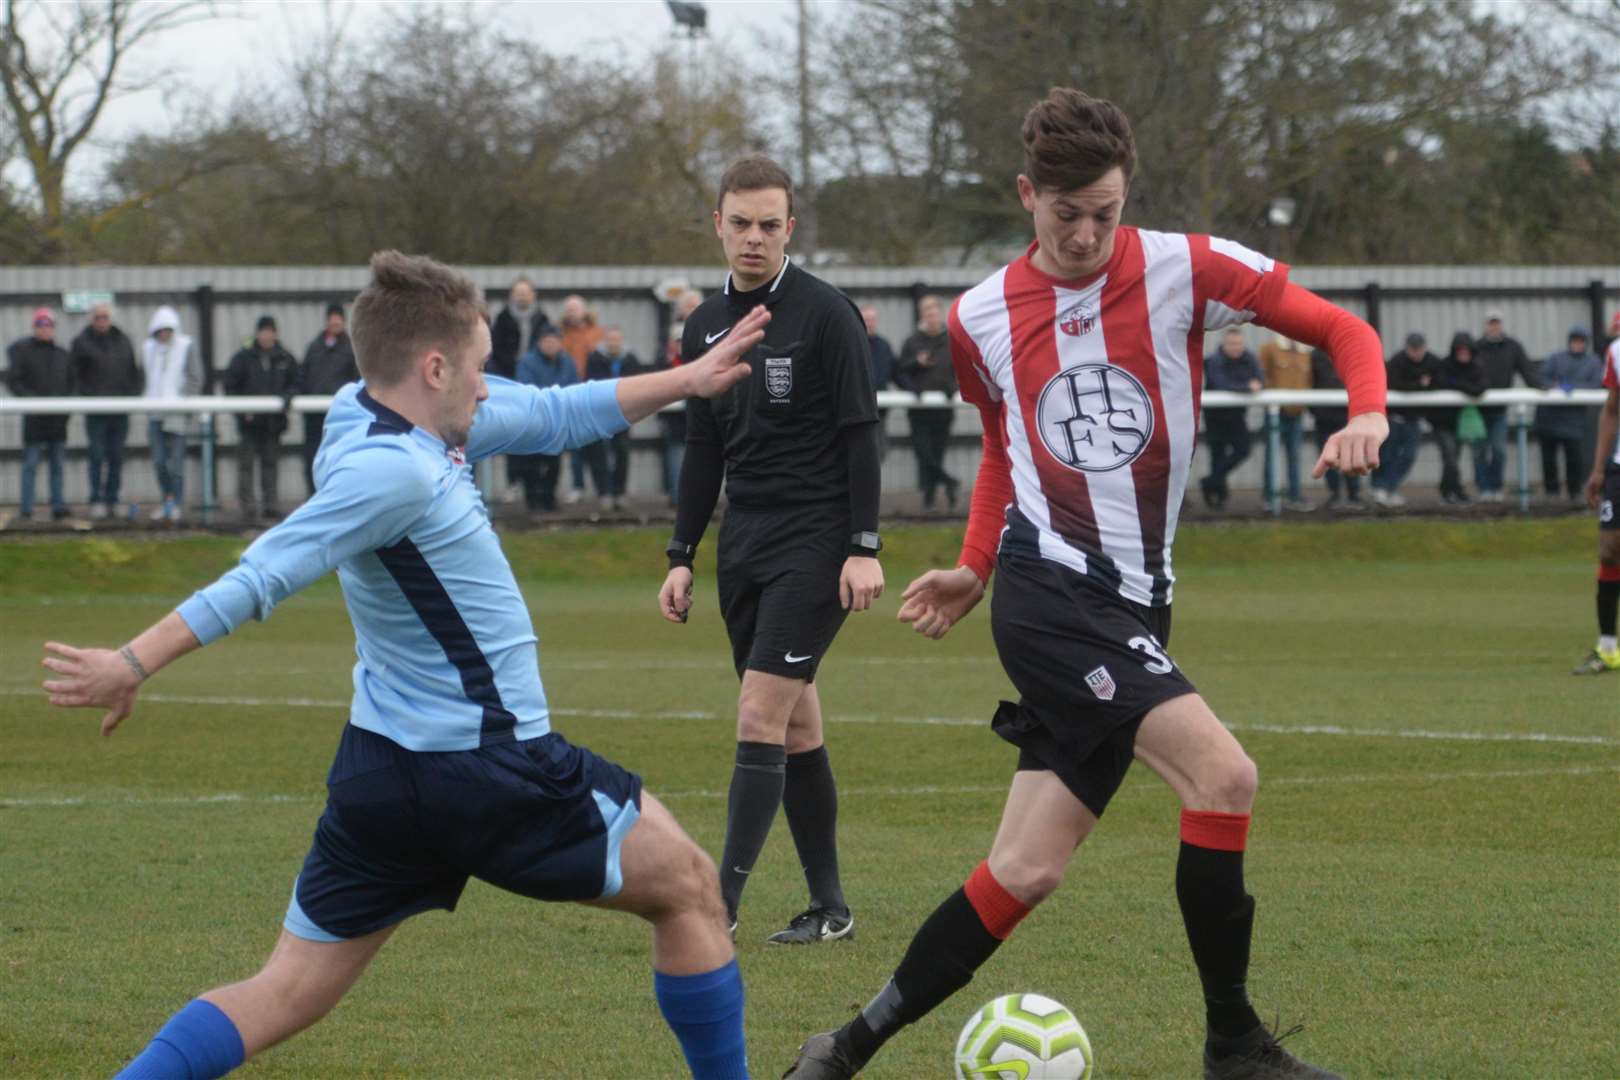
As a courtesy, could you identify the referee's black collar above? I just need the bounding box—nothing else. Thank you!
[723,256,795,309]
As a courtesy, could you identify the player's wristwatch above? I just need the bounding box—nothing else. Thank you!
[666,539,697,570]
[849,531,882,557]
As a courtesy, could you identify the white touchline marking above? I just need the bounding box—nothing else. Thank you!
[3,766,1613,810]
[2,687,1613,745]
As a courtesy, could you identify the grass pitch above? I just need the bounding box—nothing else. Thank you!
[1,520,1616,1078]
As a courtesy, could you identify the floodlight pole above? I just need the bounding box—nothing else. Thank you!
[796,0,817,258]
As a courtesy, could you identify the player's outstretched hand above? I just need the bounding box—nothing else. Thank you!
[685,305,770,399]
[659,566,695,624]
[839,556,885,612]
[41,642,141,736]
[896,565,985,640]
[1313,410,1388,478]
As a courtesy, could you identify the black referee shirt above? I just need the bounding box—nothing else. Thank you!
[682,258,877,510]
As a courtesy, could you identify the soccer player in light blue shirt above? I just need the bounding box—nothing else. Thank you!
[41,252,770,1080]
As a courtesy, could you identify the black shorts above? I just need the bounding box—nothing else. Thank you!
[285,723,642,942]
[989,553,1198,817]
[1601,463,1620,532]
[716,502,850,681]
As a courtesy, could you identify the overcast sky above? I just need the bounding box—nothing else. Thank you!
[18,0,840,196]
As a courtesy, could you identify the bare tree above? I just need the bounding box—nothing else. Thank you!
[0,0,216,254]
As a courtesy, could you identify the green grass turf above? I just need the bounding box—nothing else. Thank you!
[1,520,1616,1078]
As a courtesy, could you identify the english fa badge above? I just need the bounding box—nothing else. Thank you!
[1084,665,1116,701]
[765,356,793,399]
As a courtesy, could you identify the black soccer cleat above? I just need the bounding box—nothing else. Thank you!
[781,1031,859,1079]
[1203,1022,1342,1080]
[766,906,855,945]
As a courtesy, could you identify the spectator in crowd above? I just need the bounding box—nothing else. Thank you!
[898,294,960,510]
[1473,309,1539,502]
[71,301,142,519]
[1535,324,1605,505]
[1201,327,1262,509]
[861,304,895,461]
[1371,332,1442,508]
[223,315,298,521]
[1258,333,1314,510]
[1434,332,1488,503]
[513,326,577,512]
[141,306,202,522]
[6,307,74,522]
[297,302,359,496]
[585,325,643,510]
[490,276,552,380]
[653,289,702,504]
[1309,346,1365,510]
[490,277,554,503]
[559,294,605,504]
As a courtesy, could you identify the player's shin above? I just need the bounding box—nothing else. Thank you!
[783,745,846,913]
[1176,809,1263,1041]
[834,861,1031,1068]
[1596,564,1619,651]
[654,959,750,1080]
[114,998,246,1080]
[719,741,786,922]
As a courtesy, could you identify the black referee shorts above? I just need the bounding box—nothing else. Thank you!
[988,552,1198,817]
[717,502,850,682]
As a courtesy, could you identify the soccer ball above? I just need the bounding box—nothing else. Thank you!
[954,993,1094,1080]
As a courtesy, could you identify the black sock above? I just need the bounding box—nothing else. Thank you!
[719,741,785,922]
[1176,842,1263,1040]
[783,745,846,913]
[834,888,1002,1068]
[1598,578,1619,638]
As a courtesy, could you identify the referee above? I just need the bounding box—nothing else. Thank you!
[659,155,883,946]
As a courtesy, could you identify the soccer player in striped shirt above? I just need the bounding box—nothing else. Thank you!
[786,89,1388,1080]
[1573,320,1620,674]
[40,252,768,1080]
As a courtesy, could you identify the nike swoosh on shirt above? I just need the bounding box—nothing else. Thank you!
[705,327,731,344]
[785,652,812,663]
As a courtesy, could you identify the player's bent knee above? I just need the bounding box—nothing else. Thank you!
[1193,752,1258,811]
[986,852,1065,907]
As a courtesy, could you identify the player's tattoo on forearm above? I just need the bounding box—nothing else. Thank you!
[119,645,150,682]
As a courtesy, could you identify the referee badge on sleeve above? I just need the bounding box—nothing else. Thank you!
[1084,665,1117,701]
[765,356,793,400]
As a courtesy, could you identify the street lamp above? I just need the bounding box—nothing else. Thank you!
[666,1,707,36]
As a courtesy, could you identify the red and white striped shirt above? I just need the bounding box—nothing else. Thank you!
[950,226,1381,607]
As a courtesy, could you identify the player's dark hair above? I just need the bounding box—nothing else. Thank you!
[351,251,486,387]
[717,154,795,218]
[1021,87,1136,192]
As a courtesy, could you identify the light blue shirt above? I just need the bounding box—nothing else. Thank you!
[176,376,627,751]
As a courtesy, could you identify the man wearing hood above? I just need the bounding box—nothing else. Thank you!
[1535,325,1605,504]
[142,305,205,522]
[1435,332,1487,503]
[72,302,143,519]
[7,308,75,521]
[224,316,300,521]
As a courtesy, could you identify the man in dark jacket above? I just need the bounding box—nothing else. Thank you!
[1310,347,1365,510]
[861,305,895,462]
[1435,332,1488,503]
[223,315,298,520]
[898,294,959,510]
[1371,332,1443,507]
[490,276,555,501]
[1201,328,1263,509]
[71,302,142,518]
[1473,310,1540,501]
[297,303,359,496]
[7,308,75,521]
[584,326,644,510]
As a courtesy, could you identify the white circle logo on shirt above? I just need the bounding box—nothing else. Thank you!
[1035,364,1154,473]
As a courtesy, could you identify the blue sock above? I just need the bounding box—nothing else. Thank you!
[115,999,245,1079]
[654,959,749,1080]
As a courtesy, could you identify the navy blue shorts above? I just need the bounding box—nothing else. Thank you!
[284,723,643,943]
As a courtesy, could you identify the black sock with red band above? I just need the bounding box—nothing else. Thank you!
[1177,808,1264,1040]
